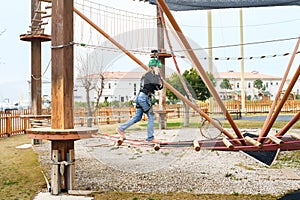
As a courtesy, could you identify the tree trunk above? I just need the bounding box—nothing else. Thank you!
[86,87,93,127]
[183,102,190,127]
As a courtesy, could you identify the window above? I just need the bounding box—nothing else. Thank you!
[134,83,137,95]
[248,82,251,88]
[236,83,240,89]
[108,83,111,89]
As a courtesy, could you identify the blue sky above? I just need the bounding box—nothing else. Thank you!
[0,0,299,101]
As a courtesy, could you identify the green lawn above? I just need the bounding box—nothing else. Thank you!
[0,135,45,200]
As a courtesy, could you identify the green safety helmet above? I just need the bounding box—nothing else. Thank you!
[148,58,162,68]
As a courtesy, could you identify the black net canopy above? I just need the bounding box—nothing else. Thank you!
[149,0,300,11]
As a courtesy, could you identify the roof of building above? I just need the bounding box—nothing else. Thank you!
[103,72,144,79]
[78,70,282,81]
[216,70,282,80]
[77,72,145,80]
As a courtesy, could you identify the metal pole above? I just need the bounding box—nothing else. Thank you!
[239,8,246,114]
[207,10,214,114]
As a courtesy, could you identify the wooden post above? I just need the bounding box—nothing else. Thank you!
[6,116,12,137]
[31,0,43,145]
[157,6,167,130]
[31,0,42,116]
[51,0,75,193]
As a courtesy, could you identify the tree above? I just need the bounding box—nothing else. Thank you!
[220,78,232,100]
[76,53,105,127]
[253,79,263,91]
[166,68,215,126]
[253,79,264,99]
[166,68,215,103]
[183,68,215,101]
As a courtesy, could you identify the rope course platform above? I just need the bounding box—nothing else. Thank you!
[93,131,300,166]
[93,133,300,152]
[20,33,51,42]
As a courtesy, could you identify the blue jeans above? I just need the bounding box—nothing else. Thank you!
[119,92,155,141]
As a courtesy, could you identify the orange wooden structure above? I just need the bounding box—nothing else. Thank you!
[21,0,97,195]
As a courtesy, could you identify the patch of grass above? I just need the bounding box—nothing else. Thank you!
[92,191,279,200]
[272,150,300,169]
[142,114,300,129]
[235,163,255,170]
[0,135,45,200]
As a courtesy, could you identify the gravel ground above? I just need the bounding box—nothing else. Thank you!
[33,128,300,196]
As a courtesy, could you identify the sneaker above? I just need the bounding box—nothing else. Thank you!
[147,138,160,144]
[116,127,126,140]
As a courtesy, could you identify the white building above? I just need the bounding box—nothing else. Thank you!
[74,70,300,103]
[215,70,299,100]
[74,72,144,103]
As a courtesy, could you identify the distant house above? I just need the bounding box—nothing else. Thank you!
[74,71,144,103]
[215,70,299,100]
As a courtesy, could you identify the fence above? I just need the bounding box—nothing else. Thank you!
[0,109,31,137]
[0,100,299,136]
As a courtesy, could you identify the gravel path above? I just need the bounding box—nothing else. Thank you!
[34,128,300,196]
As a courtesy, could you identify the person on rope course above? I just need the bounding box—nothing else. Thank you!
[116,56,164,143]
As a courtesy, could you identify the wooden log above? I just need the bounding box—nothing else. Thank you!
[291,133,300,140]
[51,150,59,195]
[193,140,200,151]
[222,138,234,150]
[40,0,52,2]
[41,14,52,19]
[117,137,123,146]
[35,10,47,14]
[39,22,48,26]
[267,135,284,145]
[154,143,160,151]
[245,136,262,148]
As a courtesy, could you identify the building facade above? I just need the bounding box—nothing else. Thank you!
[215,70,299,100]
[74,70,300,103]
[74,72,144,103]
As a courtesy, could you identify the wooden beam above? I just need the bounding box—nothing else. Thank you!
[291,133,300,140]
[193,140,200,151]
[222,138,234,150]
[267,135,284,145]
[245,136,262,148]
[51,0,74,129]
[259,37,300,142]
